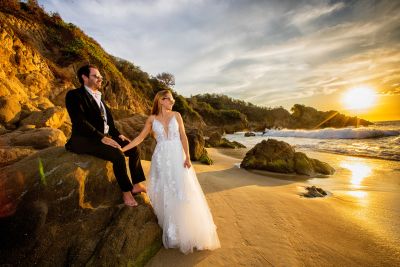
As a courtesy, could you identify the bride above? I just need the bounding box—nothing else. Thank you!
[121,90,220,254]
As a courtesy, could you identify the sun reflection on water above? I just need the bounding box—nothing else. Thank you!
[340,160,372,189]
[346,191,368,199]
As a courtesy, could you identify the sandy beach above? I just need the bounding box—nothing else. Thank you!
[144,148,400,266]
[2,3,400,266]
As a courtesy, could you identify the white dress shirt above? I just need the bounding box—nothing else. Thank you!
[84,86,109,134]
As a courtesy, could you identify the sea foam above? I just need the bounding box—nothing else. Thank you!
[261,127,400,139]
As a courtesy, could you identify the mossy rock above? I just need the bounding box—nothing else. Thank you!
[294,152,314,175]
[199,150,213,165]
[312,159,335,175]
[231,140,246,148]
[265,158,294,173]
[241,139,334,176]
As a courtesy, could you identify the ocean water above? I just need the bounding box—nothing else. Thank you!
[224,120,400,161]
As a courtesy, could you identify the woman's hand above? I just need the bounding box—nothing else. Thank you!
[119,134,131,142]
[184,158,192,168]
[120,145,131,153]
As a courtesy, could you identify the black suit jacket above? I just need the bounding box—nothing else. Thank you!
[65,86,120,150]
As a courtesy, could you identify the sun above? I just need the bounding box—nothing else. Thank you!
[342,86,377,110]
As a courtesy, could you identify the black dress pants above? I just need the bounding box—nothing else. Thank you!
[66,135,145,192]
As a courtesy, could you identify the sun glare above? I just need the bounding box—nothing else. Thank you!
[340,161,372,188]
[342,86,377,110]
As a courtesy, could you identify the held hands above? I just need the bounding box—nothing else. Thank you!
[119,134,131,142]
[101,136,121,149]
[120,145,130,153]
[184,157,192,168]
[118,135,132,153]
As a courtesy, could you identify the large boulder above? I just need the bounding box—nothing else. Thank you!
[59,120,72,138]
[240,139,335,176]
[0,127,66,149]
[30,96,55,110]
[206,132,223,147]
[0,124,9,135]
[0,96,21,125]
[0,146,37,167]
[0,147,162,266]
[187,129,205,160]
[20,106,68,129]
[186,129,213,165]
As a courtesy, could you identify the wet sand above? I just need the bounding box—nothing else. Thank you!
[144,148,400,266]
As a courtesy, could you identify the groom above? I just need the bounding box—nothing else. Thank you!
[65,64,146,206]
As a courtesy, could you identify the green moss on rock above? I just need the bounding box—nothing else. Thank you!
[241,139,335,176]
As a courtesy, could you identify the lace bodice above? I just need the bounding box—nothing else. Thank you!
[152,115,180,142]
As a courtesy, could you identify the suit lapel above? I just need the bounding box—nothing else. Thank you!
[80,87,102,116]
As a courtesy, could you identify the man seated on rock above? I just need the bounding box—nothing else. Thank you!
[65,64,146,207]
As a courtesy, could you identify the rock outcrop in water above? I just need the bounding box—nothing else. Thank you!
[205,132,246,149]
[240,139,335,176]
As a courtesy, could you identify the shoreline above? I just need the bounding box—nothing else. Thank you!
[217,146,400,163]
[224,121,400,162]
[218,141,400,163]
[145,148,400,266]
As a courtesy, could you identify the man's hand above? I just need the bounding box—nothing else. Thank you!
[119,134,131,142]
[101,136,121,149]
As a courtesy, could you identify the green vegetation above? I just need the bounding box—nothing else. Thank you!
[188,93,292,131]
[113,57,154,98]
[155,72,175,87]
[0,2,157,113]
[187,97,248,132]
[266,159,294,173]
[38,157,46,185]
[290,104,372,128]
[294,152,313,175]
[199,151,213,165]
[128,237,162,267]
[191,93,283,122]
[173,95,203,125]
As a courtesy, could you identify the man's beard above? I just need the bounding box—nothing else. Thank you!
[92,82,102,90]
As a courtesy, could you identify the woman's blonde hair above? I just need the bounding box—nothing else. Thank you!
[151,90,173,115]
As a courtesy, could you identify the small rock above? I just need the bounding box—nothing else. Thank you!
[244,132,256,137]
[302,186,328,198]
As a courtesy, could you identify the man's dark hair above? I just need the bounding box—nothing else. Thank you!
[77,64,99,85]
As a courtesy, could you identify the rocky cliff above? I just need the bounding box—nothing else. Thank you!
[0,3,150,125]
[0,3,169,265]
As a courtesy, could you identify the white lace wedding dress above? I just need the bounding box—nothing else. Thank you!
[148,115,220,254]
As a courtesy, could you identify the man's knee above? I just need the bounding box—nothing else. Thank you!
[110,149,126,163]
[125,147,140,158]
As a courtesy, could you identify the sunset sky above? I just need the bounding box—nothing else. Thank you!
[40,0,400,121]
